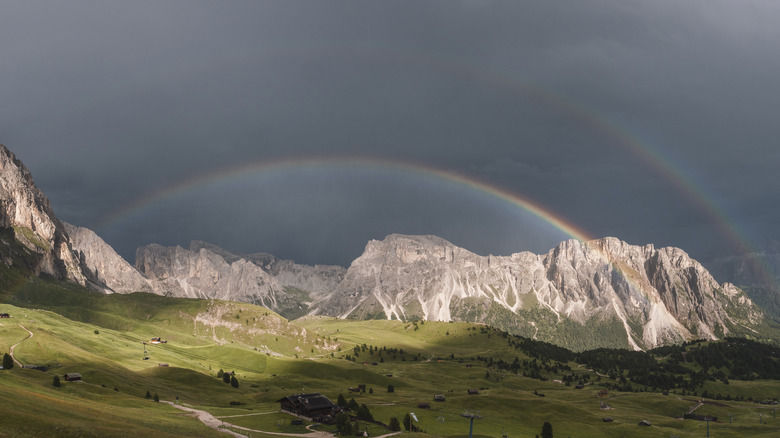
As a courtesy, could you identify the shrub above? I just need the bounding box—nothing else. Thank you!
[387,384,394,393]
[52,376,61,387]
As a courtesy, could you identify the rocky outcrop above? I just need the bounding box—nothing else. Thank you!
[704,245,780,322]
[63,222,152,293]
[244,250,346,309]
[311,234,763,350]
[134,242,343,320]
[0,144,86,284]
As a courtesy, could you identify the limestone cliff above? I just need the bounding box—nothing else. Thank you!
[134,242,344,319]
[0,144,85,284]
[311,234,762,350]
[63,222,152,293]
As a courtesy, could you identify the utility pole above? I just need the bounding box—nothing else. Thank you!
[460,410,482,438]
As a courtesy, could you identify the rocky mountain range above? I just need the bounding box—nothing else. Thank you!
[308,234,764,350]
[704,245,780,322]
[0,143,770,351]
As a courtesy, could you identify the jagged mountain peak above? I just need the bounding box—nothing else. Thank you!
[316,234,763,351]
[0,144,86,284]
[63,222,151,294]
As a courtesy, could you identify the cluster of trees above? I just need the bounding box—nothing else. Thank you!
[476,355,571,382]
[573,338,780,392]
[485,331,780,394]
[512,337,575,363]
[349,344,406,362]
[675,338,780,380]
[334,394,382,435]
[217,368,239,388]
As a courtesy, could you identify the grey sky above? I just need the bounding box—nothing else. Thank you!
[2,1,779,267]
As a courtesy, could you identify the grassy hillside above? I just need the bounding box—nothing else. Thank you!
[1,276,779,437]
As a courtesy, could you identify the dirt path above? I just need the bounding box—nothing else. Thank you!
[162,401,248,437]
[163,402,402,438]
[216,411,280,419]
[686,402,704,415]
[9,324,33,367]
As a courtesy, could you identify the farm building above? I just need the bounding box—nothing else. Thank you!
[418,402,430,409]
[150,337,167,344]
[63,373,82,381]
[0,313,10,318]
[348,384,366,393]
[467,389,480,395]
[278,393,337,421]
[22,365,47,372]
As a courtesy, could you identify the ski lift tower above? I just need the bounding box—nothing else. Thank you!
[461,410,482,438]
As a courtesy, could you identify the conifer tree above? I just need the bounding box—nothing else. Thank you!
[541,421,553,438]
[2,353,13,370]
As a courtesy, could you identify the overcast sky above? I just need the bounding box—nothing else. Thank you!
[2,1,779,267]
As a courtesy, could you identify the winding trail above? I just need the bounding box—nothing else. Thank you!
[9,324,33,367]
[216,411,280,419]
[686,402,704,415]
[162,401,248,437]
[162,402,402,438]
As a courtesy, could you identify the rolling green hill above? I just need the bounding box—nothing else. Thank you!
[1,274,779,437]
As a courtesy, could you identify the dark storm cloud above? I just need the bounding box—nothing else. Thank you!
[2,1,779,267]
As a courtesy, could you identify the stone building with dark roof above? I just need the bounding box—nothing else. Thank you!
[278,393,337,422]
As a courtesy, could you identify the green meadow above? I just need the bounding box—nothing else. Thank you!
[0,277,778,437]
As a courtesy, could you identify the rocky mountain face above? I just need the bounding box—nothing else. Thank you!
[133,241,345,320]
[704,245,780,322]
[0,144,86,284]
[63,222,152,293]
[311,234,763,351]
